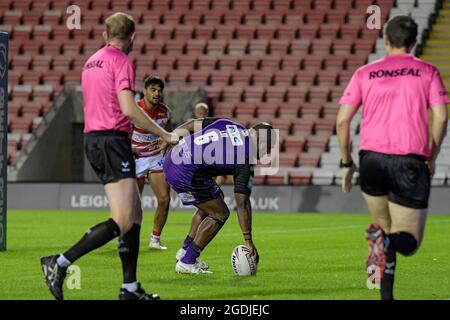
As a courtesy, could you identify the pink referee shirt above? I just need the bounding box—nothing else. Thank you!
[82,44,135,134]
[340,53,450,158]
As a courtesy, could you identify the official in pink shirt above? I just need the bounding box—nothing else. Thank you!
[40,13,177,301]
[337,16,449,300]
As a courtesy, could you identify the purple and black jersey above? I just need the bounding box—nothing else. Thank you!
[163,118,254,205]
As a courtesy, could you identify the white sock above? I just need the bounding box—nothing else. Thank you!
[122,282,138,292]
[151,235,160,242]
[56,254,71,268]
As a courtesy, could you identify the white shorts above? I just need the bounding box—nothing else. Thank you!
[135,154,164,178]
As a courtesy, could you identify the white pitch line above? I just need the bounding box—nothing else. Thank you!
[161,218,450,242]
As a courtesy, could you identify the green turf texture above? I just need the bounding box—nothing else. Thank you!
[0,210,449,300]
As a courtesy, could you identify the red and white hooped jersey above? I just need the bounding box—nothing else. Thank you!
[131,99,172,158]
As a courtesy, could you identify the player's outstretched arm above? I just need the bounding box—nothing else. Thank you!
[428,104,448,175]
[118,89,177,144]
[235,193,259,263]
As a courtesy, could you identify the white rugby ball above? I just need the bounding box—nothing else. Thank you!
[231,245,257,276]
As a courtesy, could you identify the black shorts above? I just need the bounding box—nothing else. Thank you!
[359,150,431,209]
[85,131,136,184]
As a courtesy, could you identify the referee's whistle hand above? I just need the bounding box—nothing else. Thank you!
[342,165,356,193]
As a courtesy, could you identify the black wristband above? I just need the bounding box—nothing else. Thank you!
[340,159,354,168]
[243,231,252,240]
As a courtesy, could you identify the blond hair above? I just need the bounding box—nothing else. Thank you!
[105,12,135,41]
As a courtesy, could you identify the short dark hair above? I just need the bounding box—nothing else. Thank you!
[144,76,165,90]
[385,16,418,49]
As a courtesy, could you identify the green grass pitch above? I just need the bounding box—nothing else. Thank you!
[1,210,449,300]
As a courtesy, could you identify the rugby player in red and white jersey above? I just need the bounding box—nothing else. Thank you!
[131,76,172,250]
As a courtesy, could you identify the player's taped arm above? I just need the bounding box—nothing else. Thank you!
[234,164,254,241]
[117,89,174,143]
[235,193,253,241]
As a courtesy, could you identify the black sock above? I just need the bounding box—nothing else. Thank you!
[182,235,194,250]
[380,248,396,300]
[190,241,203,254]
[63,218,120,263]
[387,232,418,256]
[118,224,141,284]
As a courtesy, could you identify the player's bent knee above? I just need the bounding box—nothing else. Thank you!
[156,194,170,208]
[209,211,229,227]
[112,217,134,235]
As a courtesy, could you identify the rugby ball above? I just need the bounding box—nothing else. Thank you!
[231,245,257,276]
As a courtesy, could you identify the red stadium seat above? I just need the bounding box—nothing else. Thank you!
[227,39,248,55]
[298,24,320,39]
[265,86,287,103]
[283,136,306,154]
[286,86,308,103]
[235,25,256,40]
[244,87,265,103]
[238,57,260,72]
[256,25,275,39]
[206,39,226,55]
[235,103,257,117]
[231,73,251,86]
[259,55,281,72]
[298,151,321,167]
[266,173,287,185]
[279,103,301,118]
[9,117,32,134]
[218,56,238,70]
[273,70,296,86]
[304,11,330,25]
[291,118,314,136]
[213,103,236,118]
[319,24,340,40]
[281,56,302,71]
[3,10,23,26]
[193,25,215,40]
[174,25,195,40]
[175,56,196,71]
[12,55,32,71]
[252,71,273,87]
[215,25,235,40]
[221,87,243,102]
[191,0,211,11]
[209,70,232,85]
[151,25,174,40]
[315,117,336,135]
[252,175,266,185]
[248,39,269,55]
[257,103,279,117]
[164,39,185,55]
[308,87,331,103]
[301,103,322,118]
[13,25,32,41]
[289,39,311,55]
[307,134,330,151]
[264,13,284,26]
[289,172,312,185]
[275,25,299,40]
